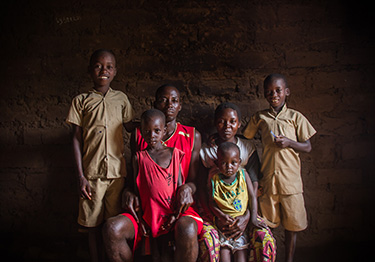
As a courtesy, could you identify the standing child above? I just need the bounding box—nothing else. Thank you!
[208,142,267,262]
[243,74,316,262]
[66,49,134,262]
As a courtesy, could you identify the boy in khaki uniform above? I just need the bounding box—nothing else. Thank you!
[66,49,134,262]
[243,74,316,262]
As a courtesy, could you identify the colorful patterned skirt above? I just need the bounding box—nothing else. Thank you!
[249,217,276,262]
[198,217,276,262]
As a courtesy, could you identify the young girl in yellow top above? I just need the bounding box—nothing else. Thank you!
[208,142,267,262]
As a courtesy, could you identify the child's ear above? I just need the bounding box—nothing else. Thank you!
[239,158,242,165]
[285,87,290,96]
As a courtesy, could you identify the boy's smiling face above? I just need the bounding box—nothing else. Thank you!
[264,78,290,112]
[88,51,117,89]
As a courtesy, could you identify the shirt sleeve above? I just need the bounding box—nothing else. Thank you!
[243,113,259,139]
[295,112,317,142]
[199,144,212,169]
[122,94,135,123]
[66,95,83,127]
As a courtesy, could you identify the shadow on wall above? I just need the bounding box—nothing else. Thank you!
[0,124,90,261]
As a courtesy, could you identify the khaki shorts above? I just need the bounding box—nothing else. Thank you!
[78,177,125,228]
[258,193,307,232]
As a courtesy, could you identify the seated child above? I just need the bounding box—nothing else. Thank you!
[117,109,203,261]
[208,142,267,262]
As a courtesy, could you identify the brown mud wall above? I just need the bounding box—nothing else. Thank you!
[0,0,374,261]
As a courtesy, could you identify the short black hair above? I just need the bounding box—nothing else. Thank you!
[217,141,240,157]
[155,84,180,100]
[264,74,288,89]
[214,102,242,121]
[141,109,166,126]
[89,49,116,65]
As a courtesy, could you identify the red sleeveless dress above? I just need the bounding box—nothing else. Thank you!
[136,148,184,237]
[136,123,195,183]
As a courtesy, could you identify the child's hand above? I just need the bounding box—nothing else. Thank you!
[139,218,150,237]
[78,175,92,200]
[250,216,268,230]
[274,135,291,148]
[161,214,178,232]
[216,213,235,228]
[223,215,249,240]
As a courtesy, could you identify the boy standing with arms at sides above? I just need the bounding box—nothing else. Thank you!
[66,49,134,262]
[208,142,267,262]
[243,74,316,262]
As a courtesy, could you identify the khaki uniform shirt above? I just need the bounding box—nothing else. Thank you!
[66,88,134,179]
[243,105,316,195]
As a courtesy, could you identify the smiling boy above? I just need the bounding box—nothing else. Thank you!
[66,49,134,262]
[243,74,316,262]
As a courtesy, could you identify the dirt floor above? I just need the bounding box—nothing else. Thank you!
[1,231,367,262]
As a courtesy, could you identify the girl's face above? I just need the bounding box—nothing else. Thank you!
[217,149,241,179]
[141,116,166,148]
[215,108,241,143]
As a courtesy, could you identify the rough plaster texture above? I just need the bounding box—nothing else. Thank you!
[0,0,374,261]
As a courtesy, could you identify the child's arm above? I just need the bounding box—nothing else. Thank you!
[244,170,267,229]
[122,156,141,219]
[274,136,312,153]
[72,124,91,200]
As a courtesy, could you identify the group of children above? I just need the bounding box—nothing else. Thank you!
[66,49,316,262]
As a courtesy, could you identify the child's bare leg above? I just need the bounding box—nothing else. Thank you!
[234,249,247,262]
[220,246,231,262]
[174,216,198,262]
[88,229,99,262]
[88,226,105,262]
[285,230,297,262]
